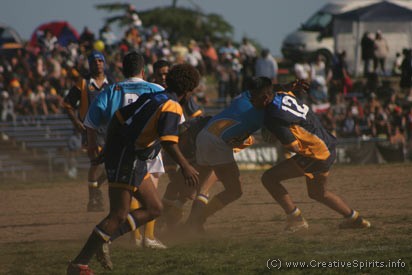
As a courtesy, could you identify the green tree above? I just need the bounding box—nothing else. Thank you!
[95,3,233,45]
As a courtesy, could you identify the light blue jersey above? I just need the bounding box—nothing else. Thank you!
[205,91,264,144]
[84,78,164,129]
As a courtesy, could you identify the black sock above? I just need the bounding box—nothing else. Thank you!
[73,229,106,265]
[186,195,208,225]
[110,213,139,241]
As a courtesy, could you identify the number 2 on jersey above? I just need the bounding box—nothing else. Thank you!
[281,95,309,119]
[123,93,139,107]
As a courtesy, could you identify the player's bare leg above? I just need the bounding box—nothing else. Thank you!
[261,158,308,232]
[186,162,242,231]
[305,173,352,216]
[306,174,371,229]
[138,174,167,249]
[161,169,195,229]
[87,163,105,212]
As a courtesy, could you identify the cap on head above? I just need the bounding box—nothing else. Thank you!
[88,50,105,66]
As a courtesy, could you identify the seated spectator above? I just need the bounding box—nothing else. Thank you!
[372,106,391,139]
[340,108,360,137]
[390,126,406,148]
[320,108,337,136]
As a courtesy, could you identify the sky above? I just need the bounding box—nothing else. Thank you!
[0,0,331,57]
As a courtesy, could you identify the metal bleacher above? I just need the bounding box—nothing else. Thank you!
[0,114,90,181]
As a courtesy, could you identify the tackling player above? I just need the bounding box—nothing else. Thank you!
[185,77,272,231]
[249,81,371,232]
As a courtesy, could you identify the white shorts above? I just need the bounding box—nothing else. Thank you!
[146,153,165,174]
[195,128,234,166]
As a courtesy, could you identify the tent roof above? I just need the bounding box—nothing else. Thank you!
[29,21,79,47]
[336,1,412,21]
[0,22,23,45]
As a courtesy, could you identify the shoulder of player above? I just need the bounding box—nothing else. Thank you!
[120,80,163,89]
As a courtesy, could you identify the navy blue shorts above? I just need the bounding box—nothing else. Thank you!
[292,146,336,178]
[104,142,147,189]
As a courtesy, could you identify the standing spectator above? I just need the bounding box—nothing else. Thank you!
[201,39,218,75]
[330,51,349,102]
[67,130,82,179]
[373,30,389,75]
[38,29,58,55]
[392,52,402,76]
[255,48,278,83]
[0,91,16,123]
[219,39,239,61]
[170,41,187,64]
[361,31,375,76]
[310,54,331,99]
[99,25,117,53]
[399,48,412,100]
[185,40,204,75]
[239,37,257,90]
[79,27,95,51]
[405,107,412,141]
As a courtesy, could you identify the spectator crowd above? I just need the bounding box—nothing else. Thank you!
[1,16,412,158]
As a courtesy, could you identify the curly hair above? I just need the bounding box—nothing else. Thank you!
[166,64,200,96]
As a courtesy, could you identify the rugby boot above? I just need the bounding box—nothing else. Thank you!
[95,242,113,270]
[284,215,309,233]
[66,262,94,275]
[339,210,371,229]
[144,237,167,249]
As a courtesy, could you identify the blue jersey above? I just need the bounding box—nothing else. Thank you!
[205,91,264,145]
[84,79,164,129]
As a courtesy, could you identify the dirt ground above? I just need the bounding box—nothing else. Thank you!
[0,163,411,245]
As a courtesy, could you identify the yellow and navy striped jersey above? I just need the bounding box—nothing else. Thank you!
[264,91,336,160]
[183,96,203,119]
[63,77,111,121]
[109,91,183,150]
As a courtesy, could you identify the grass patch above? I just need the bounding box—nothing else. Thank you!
[1,232,410,275]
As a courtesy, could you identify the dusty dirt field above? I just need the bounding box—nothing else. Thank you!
[0,163,411,245]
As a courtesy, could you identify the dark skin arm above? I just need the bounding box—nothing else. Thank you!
[65,107,86,133]
[86,126,103,165]
[161,141,199,187]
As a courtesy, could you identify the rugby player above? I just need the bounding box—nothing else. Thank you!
[83,52,166,269]
[184,77,272,231]
[63,50,111,212]
[249,81,371,232]
[67,64,200,275]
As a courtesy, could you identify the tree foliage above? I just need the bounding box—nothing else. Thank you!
[95,3,234,44]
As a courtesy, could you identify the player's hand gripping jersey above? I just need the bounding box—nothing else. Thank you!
[264,91,336,160]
